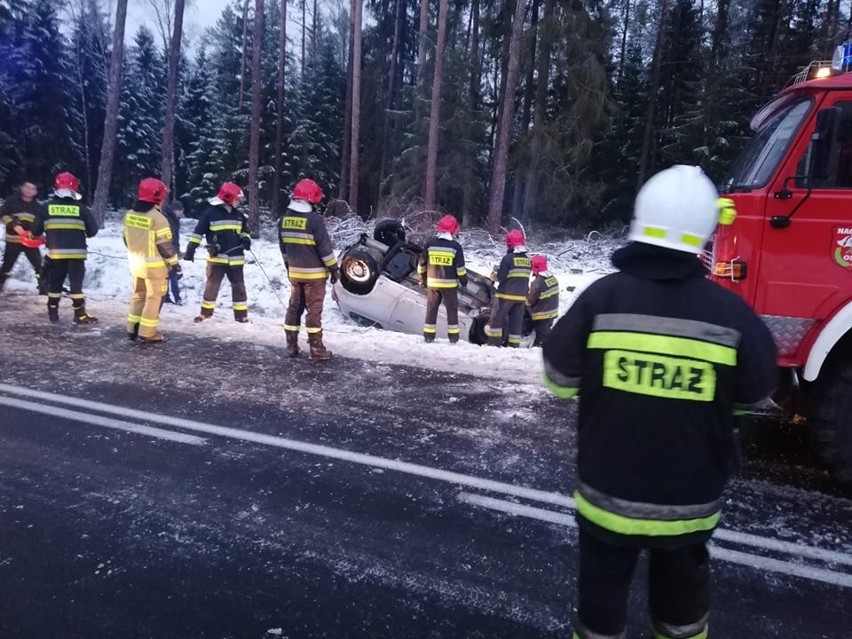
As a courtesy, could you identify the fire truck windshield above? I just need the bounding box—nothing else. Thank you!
[722,98,813,192]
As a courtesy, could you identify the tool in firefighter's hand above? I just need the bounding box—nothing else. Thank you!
[241,236,251,250]
[718,197,737,226]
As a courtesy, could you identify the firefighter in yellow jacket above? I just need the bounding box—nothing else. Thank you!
[124,178,179,344]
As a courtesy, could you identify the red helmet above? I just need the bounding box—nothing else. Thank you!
[505,229,525,248]
[21,234,45,249]
[55,172,80,192]
[436,215,459,235]
[292,178,324,204]
[138,177,168,204]
[217,182,244,206]
[531,254,548,275]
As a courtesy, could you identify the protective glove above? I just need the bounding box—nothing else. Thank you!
[184,245,196,262]
[241,236,252,250]
[718,197,737,226]
[329,267,340,284]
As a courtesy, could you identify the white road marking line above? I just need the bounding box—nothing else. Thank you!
[2,383,851,571]
[0,384,571,508]
[0,396,207,446]
[457,493,852,589]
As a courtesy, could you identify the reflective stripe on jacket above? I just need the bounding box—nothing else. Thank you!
[124,207,178,279]
[187,204,249,265]
[417,236,468,289]
[527,272,560,321]
[495,250,530,301]
[1,194,42,244]
[278,207,337,281]
[31,197,98,260]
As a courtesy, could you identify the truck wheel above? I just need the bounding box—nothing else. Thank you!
[809,363,852,486]
[339,248,380,295]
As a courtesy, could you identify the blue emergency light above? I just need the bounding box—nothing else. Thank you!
[832,43,852,72]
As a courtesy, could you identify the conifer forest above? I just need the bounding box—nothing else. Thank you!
[0,0,846,231]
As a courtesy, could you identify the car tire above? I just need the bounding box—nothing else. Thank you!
[469,311,491,346]
[340,248,380,295]
[808,361,852,486]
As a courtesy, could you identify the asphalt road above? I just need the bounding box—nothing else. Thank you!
[1,302,851,639]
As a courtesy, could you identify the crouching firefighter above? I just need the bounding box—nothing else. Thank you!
[124,178,179,344]
[278,178,339,361]
[542,165,778,639]
[184,182,251,323]
[487,230,530,347]
[30,172,98,324]
[527,254,559,347]
[0,181,45,294]
[417,215,468,343]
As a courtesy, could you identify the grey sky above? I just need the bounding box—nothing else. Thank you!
[126,0,232,48]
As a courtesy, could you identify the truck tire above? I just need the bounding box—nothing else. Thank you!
[809,363,852,486]
[339,248,380,295]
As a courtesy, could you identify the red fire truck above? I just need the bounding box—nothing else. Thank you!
[710,45,852,485]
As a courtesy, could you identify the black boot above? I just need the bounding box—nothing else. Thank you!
[0,272,8,292]
[285,331,300,358]
[73,306,98,325]
[48,305,59,323]
[128,323,140,341]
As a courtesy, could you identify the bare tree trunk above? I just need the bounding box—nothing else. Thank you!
[511,0,539,223]
[348,0,363,211]
[416,0,430,88]
[637,0,669,190]
[160,0,186,193]
[339,2,355,200]
[379,0,405,190]
[486,0,526,234]
[424,0,448,206]
[302,0,307,80]
[618,0,631,81]
[247,0,264,234]
[239,0,250,109]
[91,0,129,226]
[462,0,481,227]
[312,0,318,60]
[272,0,288,214]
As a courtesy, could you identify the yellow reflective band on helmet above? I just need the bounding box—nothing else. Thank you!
[603,350,716,402]
[587,331,736,366]
[574,491,720,537]
[542,373,579,400]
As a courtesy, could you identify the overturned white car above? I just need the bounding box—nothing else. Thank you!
[331,221,534,346]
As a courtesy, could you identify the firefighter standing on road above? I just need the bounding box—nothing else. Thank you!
[279,179,339,361]
[184,182,251,323]
[417,215,468,343]
[30,172,98,324]
[487,230,530,347]
[124,178,179,344]
[542,165,777,639]
[527,254,559,347]
[0,181,45,294]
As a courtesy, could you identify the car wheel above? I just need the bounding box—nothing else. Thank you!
[469,311,491,346]
[340,248,380,295]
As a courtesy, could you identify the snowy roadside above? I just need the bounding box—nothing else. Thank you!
[0,216,619,384]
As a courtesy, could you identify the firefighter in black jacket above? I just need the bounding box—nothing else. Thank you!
[184,182,251,323]
[527,254,559,346]
[417,215,468,343]
[542,165,777,639]
[0,181,45,293]
[487,229,530,347]
[278,179,339,361]
[30,172,99,324]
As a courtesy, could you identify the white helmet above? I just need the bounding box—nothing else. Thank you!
[628,165,719,254]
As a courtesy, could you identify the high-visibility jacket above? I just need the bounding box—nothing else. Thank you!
[1,194,42,244]
[494,249,531,302]
[187,204,250,266]
[417,235,468,289]
[527,271,560,321]
[277,206,338,281]
[123,206,178,279]
[542,242,777,546]
[31,196,98,260]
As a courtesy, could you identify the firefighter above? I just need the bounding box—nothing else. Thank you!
[184,182,251,323]
[487,229,530,347]
[124,178,179,344]
[527,254,559,347]
[0,181,45,294]
[30,172,99,324]
[278,178,339,361]
[417,215,468,343]
[542,165,777,639]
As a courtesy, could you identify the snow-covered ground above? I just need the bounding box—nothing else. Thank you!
[0,215,621,383]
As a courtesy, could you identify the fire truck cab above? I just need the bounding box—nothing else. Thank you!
[712,44,852,484]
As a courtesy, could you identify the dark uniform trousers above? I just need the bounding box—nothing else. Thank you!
[424,288,460,342]
[0,244,43,289]
[488,298,525,347]
[47,260,86,314]
[201,263,248,320]
[532,319,553,347]
[575,527,710,639]
[285,280,326,334]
